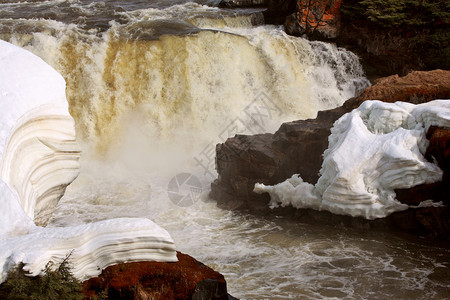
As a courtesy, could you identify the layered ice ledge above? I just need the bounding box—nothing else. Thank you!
[0,40,177,284]
[255,100,449,219]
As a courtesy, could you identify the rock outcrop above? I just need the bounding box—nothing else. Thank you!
[284,0,342,39]
[251,0,449,77]
[219,0,297,24]
[82,252,231,300]
[211,70,450,238]
[225,0,449,76]
[338,0,449,76]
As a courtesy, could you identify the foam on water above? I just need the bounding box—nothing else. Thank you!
[154,199,450,299]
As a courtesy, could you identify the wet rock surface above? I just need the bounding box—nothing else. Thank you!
[82,252,232,300]
[211,70,450,239]
[219,0,296,24]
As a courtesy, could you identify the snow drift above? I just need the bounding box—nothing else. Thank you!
[255,100,449,219]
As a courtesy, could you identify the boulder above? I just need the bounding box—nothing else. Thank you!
[211,70,450,238]
[254,100,448,220]
[212,70,450,208]
[82,252,231,300]
[264,0,298,24]
[350,70,450,107]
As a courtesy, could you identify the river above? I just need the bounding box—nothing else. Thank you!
[1,0,448,298]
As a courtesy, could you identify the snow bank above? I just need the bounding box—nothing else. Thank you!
[0,40,177,284]
[0,39,79,225]
[255,100,449,219]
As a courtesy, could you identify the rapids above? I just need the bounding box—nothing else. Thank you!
[1,1,448,298]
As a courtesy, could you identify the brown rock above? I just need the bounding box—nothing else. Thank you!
[349,69,450,108]
[82,252,230,300]
[211,70,450,238]
[426,126,450,173]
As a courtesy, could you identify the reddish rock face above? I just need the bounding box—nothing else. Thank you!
[82,252,229,300]
[285,0,342,39]
[350,70,450,107]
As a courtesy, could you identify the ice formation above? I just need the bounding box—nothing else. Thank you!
[0,39,80,226]
[255,100,449,219]
[0,40,177,284]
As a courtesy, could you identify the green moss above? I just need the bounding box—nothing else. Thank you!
[0,254,84,300]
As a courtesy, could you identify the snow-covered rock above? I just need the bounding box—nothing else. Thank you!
[0,217,176,282]
[0,40,177,284]
[255,100,449,219]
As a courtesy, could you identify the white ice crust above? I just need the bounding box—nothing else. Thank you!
[255,100,449,220]
[0,40,177,283]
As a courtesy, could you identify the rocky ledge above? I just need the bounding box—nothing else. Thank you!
[82,252,233,300]
[220,0,449,77]
[211,70,450,239]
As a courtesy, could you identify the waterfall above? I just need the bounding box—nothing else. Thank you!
[3,5,368,158]
[7,3,448,299]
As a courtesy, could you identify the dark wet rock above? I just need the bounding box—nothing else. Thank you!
[426,126,450,174]
[227,0,448,77]
[219,0,296,24]
[395,182,444,206]
[252,204,450,240]
[192,279,228,300]
[219,0,266,8]
[264,0,298,24]
[396,126,450,207]
[279,0,449,77]
[82,252,233,300]
[211,70,450,239]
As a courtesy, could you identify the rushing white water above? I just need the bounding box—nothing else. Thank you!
[5,22,368,154]
[1,1,449,299]
[158,200,450,299]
